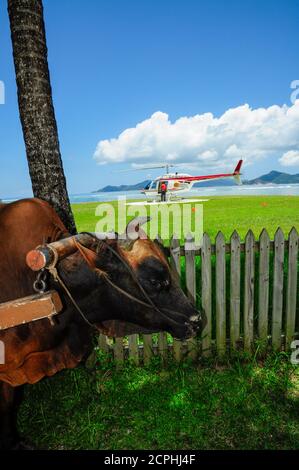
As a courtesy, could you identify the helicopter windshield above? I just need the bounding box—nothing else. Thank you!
[144,181,157,190]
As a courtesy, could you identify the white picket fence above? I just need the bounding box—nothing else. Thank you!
[97,227,299,364]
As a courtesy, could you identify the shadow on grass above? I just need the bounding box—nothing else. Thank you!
[17,352,299,450]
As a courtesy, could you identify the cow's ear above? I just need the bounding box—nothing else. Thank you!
[95,238,119,260]
[77,239,119,269]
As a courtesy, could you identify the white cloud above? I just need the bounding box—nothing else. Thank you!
[279,150,299,167]
[93,101,299,170]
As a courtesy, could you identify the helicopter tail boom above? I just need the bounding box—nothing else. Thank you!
[233,159,243,175]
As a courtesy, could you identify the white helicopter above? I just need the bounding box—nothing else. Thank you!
[139,160,243,201]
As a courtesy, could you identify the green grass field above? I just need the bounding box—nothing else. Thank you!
[19,195,299,450]
[72,195,299,243]
[19,353,299,450]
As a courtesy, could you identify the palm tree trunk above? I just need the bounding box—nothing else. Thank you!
[7,0,76,234]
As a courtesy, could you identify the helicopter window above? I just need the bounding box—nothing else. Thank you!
[144,182,151,190]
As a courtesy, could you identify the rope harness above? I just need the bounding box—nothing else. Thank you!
[41,233,190,332]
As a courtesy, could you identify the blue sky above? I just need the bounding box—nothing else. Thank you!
[0,0,299,198]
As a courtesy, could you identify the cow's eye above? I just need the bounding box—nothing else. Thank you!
[150,278,169,290]
[150,279,161,288]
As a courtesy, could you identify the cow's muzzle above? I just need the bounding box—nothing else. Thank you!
[169,310,204,340]
[184,314,202,339]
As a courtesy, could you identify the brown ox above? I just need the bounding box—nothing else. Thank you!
[0,198,205,449]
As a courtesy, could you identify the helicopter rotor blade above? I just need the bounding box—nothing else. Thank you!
[114,164,175,173]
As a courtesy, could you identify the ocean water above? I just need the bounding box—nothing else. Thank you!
[51,184,299,203]
[2,184,299,204]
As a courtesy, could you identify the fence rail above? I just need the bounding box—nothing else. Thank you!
[98,227,299,364]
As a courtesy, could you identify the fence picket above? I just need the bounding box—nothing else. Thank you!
[258,229,270,345]
[230,231,240,350]
[98,334,109,353]
[170,235,182,361]
[185,234,196,299]
[114,337,124,366]
[272,228,285,350]
[143,334,154,365]
[216,231,226,355]
[158,333,168,363]
[286,227,299,349]
[201,233,212,356]
[244,230,255,352]
[185,234,198,359]
[170,235,181,274]
[128,334,139,365]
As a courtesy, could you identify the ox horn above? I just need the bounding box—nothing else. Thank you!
[124,216,151,241]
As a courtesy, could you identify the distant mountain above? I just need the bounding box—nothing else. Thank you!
[245,170,299,185]
[198,170,299,186]
[95,180,151,192]
[94,171,299,192]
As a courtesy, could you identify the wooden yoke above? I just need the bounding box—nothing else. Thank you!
[0,235,106,331]
[0,234,98,331]
[0,291,63,330]
[25,233,98,271]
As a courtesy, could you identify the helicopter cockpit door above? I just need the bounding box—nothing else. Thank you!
[158,181,168,193]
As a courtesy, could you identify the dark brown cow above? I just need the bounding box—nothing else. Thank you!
[0,198,205,449]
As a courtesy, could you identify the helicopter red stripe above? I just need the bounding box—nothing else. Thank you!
[160,160,243,182]
[161,172,236,182]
